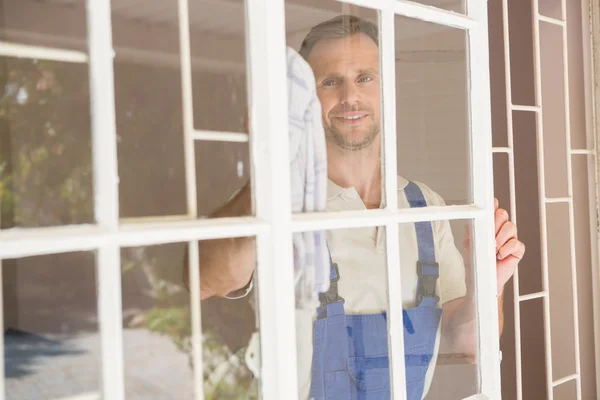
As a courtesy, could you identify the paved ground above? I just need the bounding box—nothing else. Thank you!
[5,329,194,400]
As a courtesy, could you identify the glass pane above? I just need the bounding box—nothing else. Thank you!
[285,5,385,214]
[407,0,465,14]
[395,16,471,205]
[293,219,480,399]
[112,3,252,220]
[0,0,87,50]
[189,1,247,133]
[488,0,509,149]
[3,251,101,399]
[0,57,94,229]
[122,239,258,399]
[408,219,478,400]
[294,226,391,399]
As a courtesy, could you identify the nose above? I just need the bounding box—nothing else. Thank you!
[341,81,361,106]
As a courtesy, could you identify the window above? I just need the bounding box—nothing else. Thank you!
[0,0,501,399]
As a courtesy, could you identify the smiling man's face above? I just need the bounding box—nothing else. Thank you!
[307,32,381,152]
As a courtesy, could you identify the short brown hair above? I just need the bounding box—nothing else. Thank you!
[298,15,379,60]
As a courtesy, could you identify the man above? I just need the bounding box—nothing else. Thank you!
[192,15,524,400]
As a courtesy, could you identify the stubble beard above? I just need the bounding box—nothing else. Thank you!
[324,117,380,152]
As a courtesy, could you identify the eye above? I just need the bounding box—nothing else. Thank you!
[358,76,373,83]
[322,79,338,87]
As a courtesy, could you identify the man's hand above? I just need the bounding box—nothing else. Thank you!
[494,198,525,296]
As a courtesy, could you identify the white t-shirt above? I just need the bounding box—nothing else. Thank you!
[295,176,467,400]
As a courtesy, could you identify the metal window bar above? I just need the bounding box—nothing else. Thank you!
[531,0,557,395]
[511,104,542,112]
[547,0,582,394]
[86,1,125,399]
[193,130,249,143]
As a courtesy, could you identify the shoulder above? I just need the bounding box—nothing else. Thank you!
[399,176,447,208]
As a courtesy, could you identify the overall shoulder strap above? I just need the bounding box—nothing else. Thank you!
[315,249,345,319]
[404,181,440,307]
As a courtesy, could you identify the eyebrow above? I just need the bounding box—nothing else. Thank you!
[318,68,380,82]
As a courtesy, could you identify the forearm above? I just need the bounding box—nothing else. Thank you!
[442,290,505,361]
[183,182,256,299]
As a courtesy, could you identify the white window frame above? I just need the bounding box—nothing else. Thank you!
[0,1,501,400]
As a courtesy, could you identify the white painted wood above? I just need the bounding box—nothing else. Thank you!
[335,0,476,30]
[0,41,87,62]
[244,0,297,398]
[86,1,125,399]
[380,9,408,400]
[466,0,502,398]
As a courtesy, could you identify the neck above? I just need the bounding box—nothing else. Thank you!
[327,140,382,209]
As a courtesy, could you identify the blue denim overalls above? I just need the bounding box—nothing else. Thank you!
[309,182,442,400]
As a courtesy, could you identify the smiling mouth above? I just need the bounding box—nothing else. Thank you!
[333,113,369,124]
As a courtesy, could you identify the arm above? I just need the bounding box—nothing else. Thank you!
[441,199,523,359]
[183,182,256,300]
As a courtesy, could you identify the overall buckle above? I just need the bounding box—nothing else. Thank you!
[417,261,440,305]
[318,264,345,306]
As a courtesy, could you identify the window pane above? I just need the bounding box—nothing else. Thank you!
[0,0,87,50]
[112,3,252,220]
[406,0,466,14]
[189,1,247,133]
[285,4,385,215]
[293,218,481,400]
[294,226,392,400]
[395,16,471,205]
[3,251,101,400]
[122,239,259,399]
[412,219,479,399]
[0,57,94,229]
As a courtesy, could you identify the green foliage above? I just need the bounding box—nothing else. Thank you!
[0,58,93,228]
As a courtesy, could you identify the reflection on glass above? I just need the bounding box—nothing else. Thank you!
[3,252,101,400]
[0,0,87,50]
[190,1,247,133]
[424,219,478,400]
[294,219,479,399]
[295,226,392,399]
[395,16,471,205]
[122,240,258,399]
[410,0,466,13]
[284,6,478,399]
[114,60,188,219]
[195,141,250,217]
[286,6,383,216]
[0,57,94,229]
[111,2,251,220]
